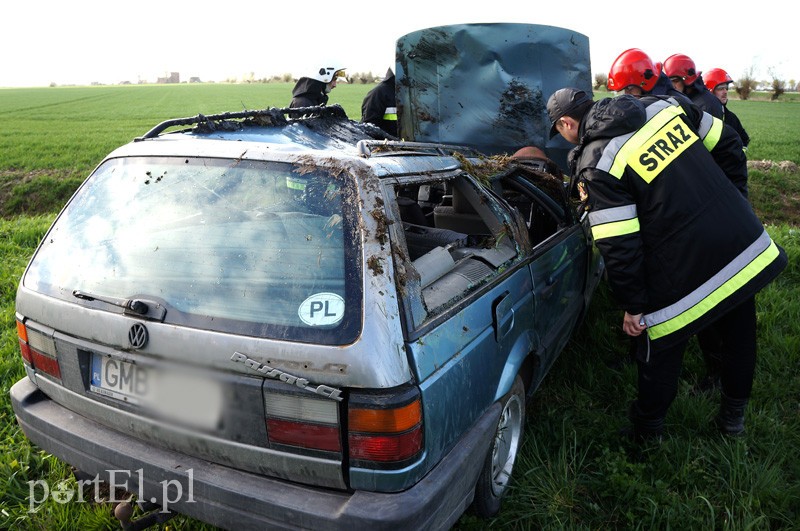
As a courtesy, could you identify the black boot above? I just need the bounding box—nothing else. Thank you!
[715,393,748,436]
[620,416,664,444]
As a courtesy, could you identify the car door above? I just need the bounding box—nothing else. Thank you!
[384,172,535,468]
[498,170,590,379]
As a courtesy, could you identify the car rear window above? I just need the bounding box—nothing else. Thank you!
[24,156,362,344]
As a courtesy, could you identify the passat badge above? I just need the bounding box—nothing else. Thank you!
[298,293,344,326]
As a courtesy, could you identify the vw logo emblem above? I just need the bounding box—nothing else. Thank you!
[128,323,148,349]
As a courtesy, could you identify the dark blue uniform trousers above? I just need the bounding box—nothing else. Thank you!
[631,296,757,423]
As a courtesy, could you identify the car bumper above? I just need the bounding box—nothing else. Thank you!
[11,377,498,530]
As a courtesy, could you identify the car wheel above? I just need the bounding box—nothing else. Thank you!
[472,374,526,518]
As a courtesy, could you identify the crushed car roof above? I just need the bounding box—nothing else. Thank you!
[105,105,488,177]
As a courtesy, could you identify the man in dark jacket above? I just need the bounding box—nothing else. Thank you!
[361,68,398,137]
[664,53,724,120]
[665,56,752,391]
[608,49,748,390]
[704,67,750,149]
[547,87,787,441]
[289,65,347,109]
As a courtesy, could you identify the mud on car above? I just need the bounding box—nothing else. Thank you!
[11,23,601,531]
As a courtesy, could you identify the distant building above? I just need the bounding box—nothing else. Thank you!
[157,72,180,84]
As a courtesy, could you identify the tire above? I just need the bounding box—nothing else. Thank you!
[471,374,526,518]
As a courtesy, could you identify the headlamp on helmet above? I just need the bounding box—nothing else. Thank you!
[308,64,347,84]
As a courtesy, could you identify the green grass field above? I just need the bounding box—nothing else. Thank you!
[1,84,799,530]
[2,84,799,174]
[0,83,368,173]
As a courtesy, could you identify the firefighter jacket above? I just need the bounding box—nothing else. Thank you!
[569,94,787,349]
[723,105,750,148]
[289,77,329,108]
[360,69,398,137]
[686,77,724,119]
[649,72,688,101]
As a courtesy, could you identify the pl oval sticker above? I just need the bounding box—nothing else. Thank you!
[298,293,345,326]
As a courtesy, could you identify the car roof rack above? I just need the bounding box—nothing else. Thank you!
[134,105,349,141]
[356,140,484,159]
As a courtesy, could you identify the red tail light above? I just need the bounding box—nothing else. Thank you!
[266,418,341,452]
[29,350,62,380]
[349,426,423,462]
[348,385,423,467]
[16,318,61,381]
[264,388,341,454]
[261,382,424,467]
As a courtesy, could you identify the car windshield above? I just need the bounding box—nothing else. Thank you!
[24,156,362,344]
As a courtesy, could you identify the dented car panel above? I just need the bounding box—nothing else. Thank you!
[396,22,592,175]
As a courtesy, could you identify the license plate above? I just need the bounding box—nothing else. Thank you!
[90,353,224,430]
[90,354,148,404]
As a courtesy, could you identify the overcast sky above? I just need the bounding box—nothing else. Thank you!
[2,0,797,88]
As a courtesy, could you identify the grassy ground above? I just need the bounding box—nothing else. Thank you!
[1,84,798,530]
[456,224,800,529]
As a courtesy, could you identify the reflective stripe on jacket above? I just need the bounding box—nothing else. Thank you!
[361,71,398,137]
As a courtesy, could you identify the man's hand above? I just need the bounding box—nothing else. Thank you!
[623,312,647,337]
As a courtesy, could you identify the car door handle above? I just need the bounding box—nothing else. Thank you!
[541,275,557,299]
[492,291,515,342]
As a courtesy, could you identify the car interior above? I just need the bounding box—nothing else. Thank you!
[390,170,565,314]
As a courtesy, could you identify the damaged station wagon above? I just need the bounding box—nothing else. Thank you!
[11,23,603,530]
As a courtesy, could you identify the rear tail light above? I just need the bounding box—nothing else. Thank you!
[348,385,423,468]
[16,317,61,381]
[262,381,424,468]
[264,389,341,453]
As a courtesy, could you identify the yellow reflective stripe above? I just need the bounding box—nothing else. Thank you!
[702,116,723,151]
[647,240,781,340]
[382,107,397,121]
[607,105,685,178]
[591,218,640,240]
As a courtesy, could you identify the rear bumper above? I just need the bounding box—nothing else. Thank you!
[11,377,498,530]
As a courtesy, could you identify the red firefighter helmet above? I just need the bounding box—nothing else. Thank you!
[607,48,659,92]
[704,68,733,91]
[663,53,699,85]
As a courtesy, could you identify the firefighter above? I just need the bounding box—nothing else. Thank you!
[664,57,751,392]
[289,64,347,109]
[663,53,724,119]
[608,48,688,101]
[609,49,747,390]
[361,68,398,137]
[547,87,787,441]
[704,67,750,149]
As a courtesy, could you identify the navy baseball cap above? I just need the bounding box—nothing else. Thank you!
[547,88,592,138]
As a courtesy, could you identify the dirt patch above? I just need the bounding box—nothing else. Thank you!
[747,160,799,173]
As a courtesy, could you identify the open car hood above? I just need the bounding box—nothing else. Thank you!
[395,23,592,174]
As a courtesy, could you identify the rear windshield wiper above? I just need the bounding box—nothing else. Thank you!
[73,290,167,321]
